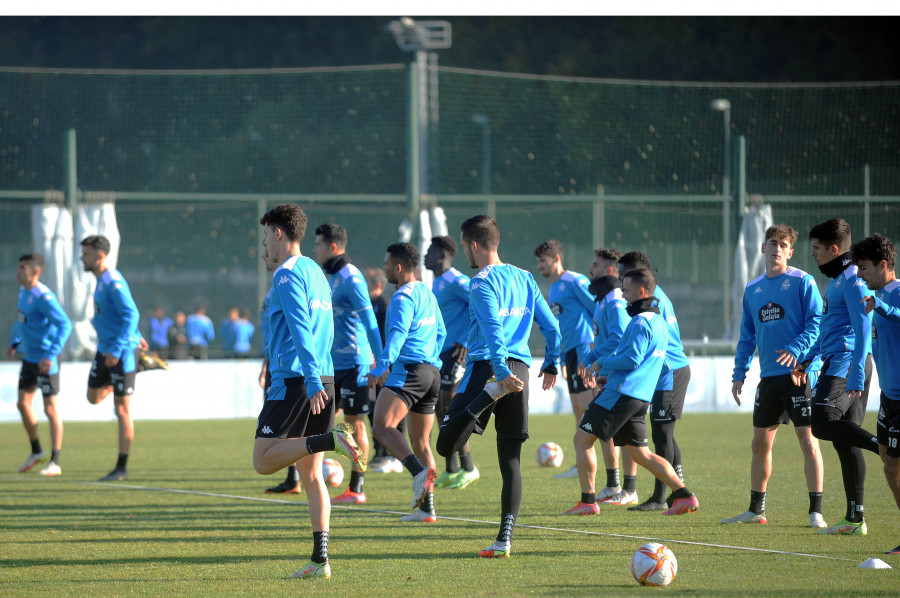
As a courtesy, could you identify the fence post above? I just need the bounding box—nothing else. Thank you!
[864,164,871,237]
[65,129,77,216]
[593,184,605,251]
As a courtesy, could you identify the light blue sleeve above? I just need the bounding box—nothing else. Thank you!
[845,277,873,392]
[732,288,757,382]
[275,268,327,396]
[598,320,651,375]
[371,293,413,378]
[39,291,72,358]
[874,296,900,321]
[532,278,561,372]
[108,282,140,356]
[347,274,384,357]
[784,275,822,362]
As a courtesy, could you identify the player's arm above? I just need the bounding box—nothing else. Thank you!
[867,291,900,321]
[845,277,873,393]
[532,282,561,376]
[40,291,72,359]
[435,303,447,356]
[470,277,513,381]
[596,320,650,375]
[369,294,413,379]
[781,275,823,367]
[732,289,758,404]
[107,282,140,356]
[595,298,629,363]
[349,274,385,357]
[276,269,327,396]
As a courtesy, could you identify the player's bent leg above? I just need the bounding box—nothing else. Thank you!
[16,389,39,437]
[372,388,413,461]
[87,386,113,405]
[254,438,312,475]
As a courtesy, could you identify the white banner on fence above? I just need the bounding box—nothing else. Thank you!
[0,357,881,424]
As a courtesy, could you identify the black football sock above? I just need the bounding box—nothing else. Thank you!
[749,490,766,514]
[460,450,475,472]
[311,531,329,564]
[623,475,637,493]
[402,454,425,477]
[116,454,128,470]
[306,433,335,455]
[581,492,596,504]
[286,465,300,483]
[349,470,364,494]
[606,468,620,488]
[30,438,42,454]
[50,449,60,464]
[446,451,461,474]
[809,492,823,514]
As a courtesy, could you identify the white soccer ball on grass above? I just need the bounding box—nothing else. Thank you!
[536,442,564,468]
[631,542,678,587]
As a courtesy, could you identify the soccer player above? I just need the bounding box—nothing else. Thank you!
[186,305,214,359]
[795,218,878,536]
[80,235,142,481]
[7,254,72,476]
[313,223,385,504]
[147,307,172,359]
[233,308,255,358]
[436,215,560,559]
[220,307,239,358]
[252,204,365,579]
[424,235,480,490]
[166,311,188,360]
[534,239,596,480]
[853,233,900,554]
[563,268,699,517]
[577,248,632,504]
[617,251,692,512]
[724,224,826,528]
[369,242,446,522]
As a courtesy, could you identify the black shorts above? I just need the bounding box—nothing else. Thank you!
[650,365,691,421]
[877,393,900,459]
[439,348,465,392]
[255,378,335,439]
[87,351,137,397]
[565,348,591,394]
[811,356,873,426]
[18,361,60,396]
[444,359,530,441]
[334,367,374,416]
[384,363,441,415]
[753,374,812,428]
[579,395,649,447]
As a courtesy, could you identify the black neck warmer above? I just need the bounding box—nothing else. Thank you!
[588,275,620,301]
[322,254,350,275]
[626,296,661,318]
[818,252,852,279]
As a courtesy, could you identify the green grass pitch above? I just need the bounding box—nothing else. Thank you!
[1,412,897,596]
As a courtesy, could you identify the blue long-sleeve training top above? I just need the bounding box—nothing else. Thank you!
[810,262,872,391]
[870,279,900,400]
[92,269,140,356]
[369,280,445,378]
[654,285,690,391]
[466,263,561,381]
[260,285,273,360]
[329,263,384,370]
[584,287,629,366]
[268,255,334,396]
[186,314,214,346]
[11,282,72,367]
[548,270,595,359]
[594,306,669,406]
[432,267,471,350]
[733,266,822,381]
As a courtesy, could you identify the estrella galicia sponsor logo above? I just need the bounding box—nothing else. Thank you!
[758,302,785,323]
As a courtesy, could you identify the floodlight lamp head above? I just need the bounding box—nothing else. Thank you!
[711,98,731,112]
[386,18,452,52]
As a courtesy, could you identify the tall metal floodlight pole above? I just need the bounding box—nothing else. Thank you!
[711,98,732,336]
[386,17,452,221]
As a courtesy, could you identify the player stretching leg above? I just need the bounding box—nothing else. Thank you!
[370,243,445,522]
[437,215,560,559]
[253,204,365,579]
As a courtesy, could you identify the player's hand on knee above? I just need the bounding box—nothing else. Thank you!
[498,373,525,395]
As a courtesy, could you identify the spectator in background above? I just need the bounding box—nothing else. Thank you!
[234,308,255,359]
[220,307,239,358]
[148,307,172,359]
[167,311,188,360]
[186,305,214,360]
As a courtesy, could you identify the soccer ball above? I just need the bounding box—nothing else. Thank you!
[631,543,678,587]
[536,442,564,468]
[322,458,344,487]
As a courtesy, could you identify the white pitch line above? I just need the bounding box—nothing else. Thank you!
[80,481,855,562]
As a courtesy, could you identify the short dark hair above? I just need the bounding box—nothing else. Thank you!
[765,224,798,245]
[460,215,500,250]
[366,267,387,287]
[593,248,621,262]
[80,235,111,255]
[534,239,564,260]
[809,218,852,251]
[260,204,308,242]
[619,250,653,271]
[386,242,420,270]
[430,235,457,258]
[19,254,45,268]
[315,223,347,250]
[623,267,657,296]
[851,233,896,270]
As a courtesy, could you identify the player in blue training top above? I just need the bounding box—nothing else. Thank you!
[368,242,446,522]
[437,215,561,559]
[186,305,215,359]
[425,235,481,490]
[565,268,699,518]
[313,222,385,505]
[793,218,878,536]
[220,307,239,357]
[577,248,633,505]
[252,204,365,580]
[852,233,900,554]
[612,250,693,512]
[7,254,72,476]
[80,235,142,481]
[534,239,597,480]
[723,224,827,528]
